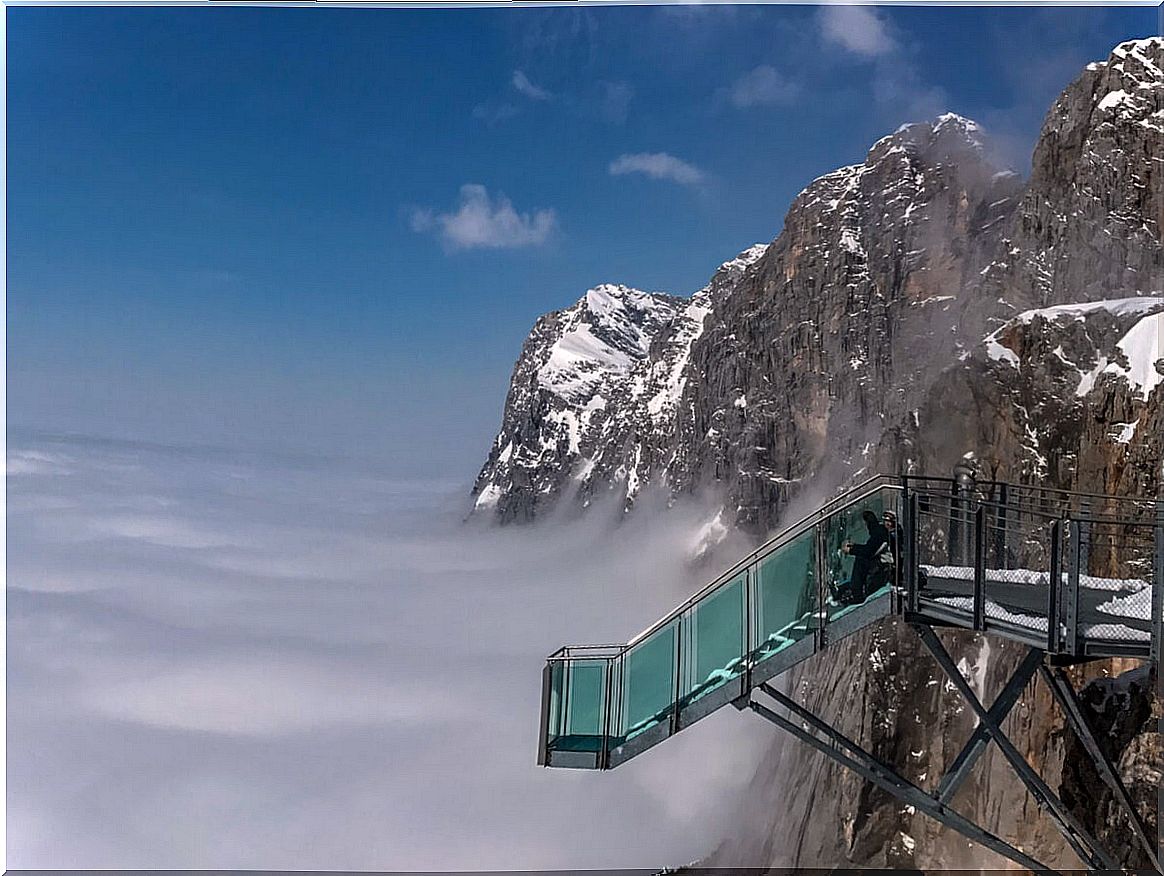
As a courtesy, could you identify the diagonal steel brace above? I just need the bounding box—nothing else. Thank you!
[935,647,1043,805]
[750,683,1055,874]
[914,623,1119,870]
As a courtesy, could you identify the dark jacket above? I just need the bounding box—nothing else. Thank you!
[849,520,890,561]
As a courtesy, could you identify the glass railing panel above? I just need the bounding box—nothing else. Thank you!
[822,488,896,614]
[680,571,746,704]
[751,527,816,663]
[616,620,678,743]
[546,659,565,746]
[552,658,608,752]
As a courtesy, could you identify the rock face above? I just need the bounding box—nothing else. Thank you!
[472,247,767,522]
[475,37,1163,870]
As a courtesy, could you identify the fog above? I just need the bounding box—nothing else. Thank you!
[7,434,773,870]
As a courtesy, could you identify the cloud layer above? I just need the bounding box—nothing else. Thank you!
[7,435,770,869]
[609,152,706,186]
[411,184,556,250]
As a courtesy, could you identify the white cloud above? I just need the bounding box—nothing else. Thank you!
[512,69,551,101]
[818,5,897,58]
[609,152,705,186]
[411,184,556,251]
[727,65,800,108]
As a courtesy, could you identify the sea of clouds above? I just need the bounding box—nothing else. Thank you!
[7,434,772,870]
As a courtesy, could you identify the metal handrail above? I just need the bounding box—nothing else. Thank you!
[546,474,1162,663]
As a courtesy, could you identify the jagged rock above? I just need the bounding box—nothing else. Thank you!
[1059,664,1160,870]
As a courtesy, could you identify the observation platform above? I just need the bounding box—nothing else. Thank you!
[536,475,1163,872]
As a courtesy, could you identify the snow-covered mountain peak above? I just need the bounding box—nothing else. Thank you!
[877,112,989,166]
[535,284,680,404]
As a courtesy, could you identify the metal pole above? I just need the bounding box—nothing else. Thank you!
[1066,519,1082,657]
[907,492,920,614]
[994,482,1009,567]
[743,563,753,696]
[816,519,828,651]
[600,659,613,769]
[974,505,987,631]
[1078,498,1091,579]
[1048,520,1062,654]
[670,616,683,735]
[537,663,552,766]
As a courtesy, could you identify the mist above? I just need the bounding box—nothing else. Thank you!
[7,434,774,870]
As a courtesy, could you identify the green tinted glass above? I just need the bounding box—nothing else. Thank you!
[619,621,677,740]
[823,489,897,615]
[547,661,565,742]
[563,660,606,743]
[681,572,746,702]
[753,527,816,661]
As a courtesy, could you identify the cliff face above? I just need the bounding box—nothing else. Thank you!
[477,36,1163,870]
[707,296,1162,870]
[472,250,766,522]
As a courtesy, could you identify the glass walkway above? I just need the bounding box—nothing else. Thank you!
[537,475,1162,771]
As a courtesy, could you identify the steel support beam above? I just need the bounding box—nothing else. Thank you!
[906,491,920,614]
[749,687,1055,875]
[913,624,1118,870]
[1048,519,1063,654]
[935,647,1043,805]
[1040,665,1162,874]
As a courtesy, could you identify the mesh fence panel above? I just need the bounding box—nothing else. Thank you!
[1074,518,1156,645]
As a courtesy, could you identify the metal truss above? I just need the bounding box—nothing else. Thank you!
[747,622,1161,874]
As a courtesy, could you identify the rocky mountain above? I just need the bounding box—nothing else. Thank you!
[472,246,767,522]
[474,112,1025,531]
[476,36,1163,870]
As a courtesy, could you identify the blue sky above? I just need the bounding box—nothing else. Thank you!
[7,4,1156,478]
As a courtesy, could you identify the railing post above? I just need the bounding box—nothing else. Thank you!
[1078,498,1091,579]
[1048,520,1062,653]
[1152,510,1162,664]
[994,482,1008,567]
[537,662,552,766]
[815,519,828,651]
[670,616,682,736]
[1065,519,1081,657]
[900,479,916,614]
[600,659,613,769]
[973,505,986,631]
